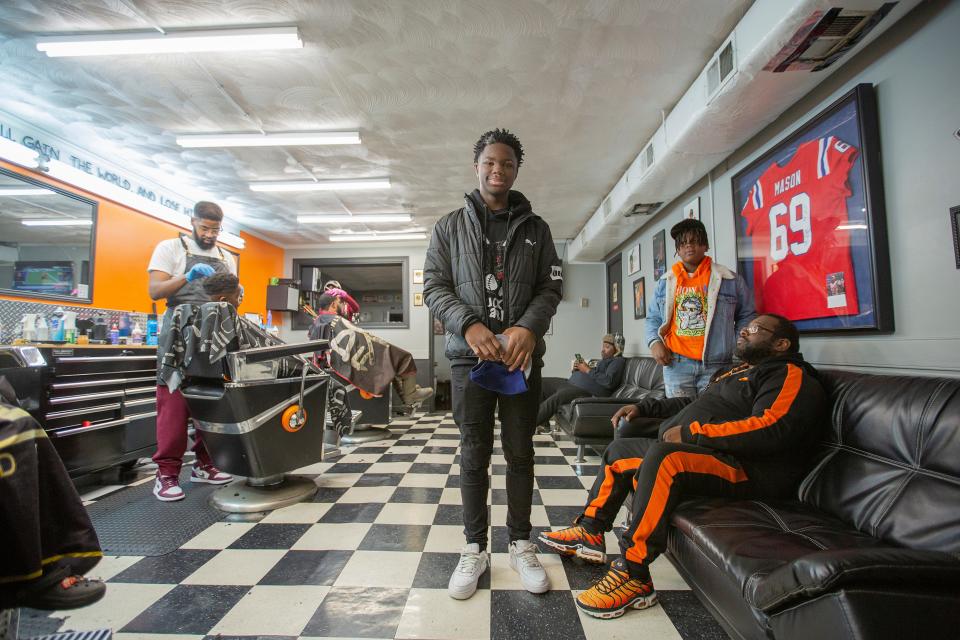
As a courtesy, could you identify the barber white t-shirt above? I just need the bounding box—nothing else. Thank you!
[147,235,237,277]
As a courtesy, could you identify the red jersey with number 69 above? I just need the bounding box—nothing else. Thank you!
[740,136,860,321]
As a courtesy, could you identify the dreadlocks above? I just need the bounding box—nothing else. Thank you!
[473,128,524,166]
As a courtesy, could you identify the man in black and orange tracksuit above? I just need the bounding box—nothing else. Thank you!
[539,313,829,619]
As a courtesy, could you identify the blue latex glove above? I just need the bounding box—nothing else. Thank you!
[185,263,216,282]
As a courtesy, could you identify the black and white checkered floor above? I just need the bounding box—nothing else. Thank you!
[50,412,728,640]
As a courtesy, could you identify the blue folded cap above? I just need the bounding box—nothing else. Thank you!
[469,360,528,395]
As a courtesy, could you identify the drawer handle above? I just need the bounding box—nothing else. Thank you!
[53,417,130,437]
[46,402,122,420]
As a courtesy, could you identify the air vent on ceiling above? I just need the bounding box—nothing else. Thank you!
[706,38,736,98]
[765,3,897,72]
[600,196,613,219]
[623,201,663,218]
[639,142,655,173]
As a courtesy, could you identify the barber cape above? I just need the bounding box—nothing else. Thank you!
[159,302,299,391]
[308,312,412,397]
[0,377,102,607]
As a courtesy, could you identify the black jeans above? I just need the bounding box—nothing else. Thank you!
[451,363,542,546]
[536,381,591,426]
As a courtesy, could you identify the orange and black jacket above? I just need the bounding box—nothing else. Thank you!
[632,353,829,496]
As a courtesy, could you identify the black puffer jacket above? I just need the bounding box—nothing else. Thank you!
[424,190,563,364]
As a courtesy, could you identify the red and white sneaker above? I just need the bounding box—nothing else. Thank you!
[190,464,233,485]
[153,474,185,501]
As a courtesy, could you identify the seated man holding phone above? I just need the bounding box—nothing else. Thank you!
[537,333,626,427]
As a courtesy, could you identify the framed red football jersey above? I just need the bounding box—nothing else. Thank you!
[740,136,860,321]
[731,83,894,334]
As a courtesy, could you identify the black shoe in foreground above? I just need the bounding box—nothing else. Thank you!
[19,575,106,610]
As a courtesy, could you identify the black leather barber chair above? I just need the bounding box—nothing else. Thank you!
[179,330,329,513]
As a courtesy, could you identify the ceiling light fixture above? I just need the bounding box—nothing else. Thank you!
[328,232,427,243]
[0,187,53,196]
[36,26,303,57]
[298,213,412,224]
[250,178,391,192]
[22,219,92,226]
[176,131,360,148]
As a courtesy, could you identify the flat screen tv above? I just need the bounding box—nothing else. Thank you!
[13,261,75,296]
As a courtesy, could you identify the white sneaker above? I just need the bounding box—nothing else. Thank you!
[509,540,550,594]
[153,474,185,501]
[448,543,489,600]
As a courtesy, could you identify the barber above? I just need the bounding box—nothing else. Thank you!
[146,201,235,501]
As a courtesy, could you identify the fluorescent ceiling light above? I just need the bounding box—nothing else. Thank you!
[298,213,412,224]
[36,26,302,57]
[250,178,390,192]
[177,131,360,148]
[328,233,427,243]
[836,223,868,230]
[0,137,41,169]
[22,219,92,226]
[0,187,53,195]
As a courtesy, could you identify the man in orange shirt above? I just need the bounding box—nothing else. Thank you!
[645,219,754,397]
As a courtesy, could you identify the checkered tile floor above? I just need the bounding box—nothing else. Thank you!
[47,413,727,640]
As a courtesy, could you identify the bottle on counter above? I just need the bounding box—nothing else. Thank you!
[146,314,159,346]
[35,315,49,342]
[131,322,144,345]
[108,322,120,345]
[21,314,37,342]
[266,309,273,330]
[49,306,65,342]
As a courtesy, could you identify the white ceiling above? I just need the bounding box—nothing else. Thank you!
[0,0,753,247]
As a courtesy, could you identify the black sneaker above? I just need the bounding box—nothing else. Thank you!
[20,575,106,610]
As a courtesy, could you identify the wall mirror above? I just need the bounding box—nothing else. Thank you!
[0,168,97,303]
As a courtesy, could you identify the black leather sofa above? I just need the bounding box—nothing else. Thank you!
[666,370,960,640]
[554,356,664,460]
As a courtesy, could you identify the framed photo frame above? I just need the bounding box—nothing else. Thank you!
[413,292,423,307]
[731,83,893,333]
[412,269,424,284]
[626,244,641,276]
[633,277,646,319]
[683,196,700,221]
[652,230,667,281]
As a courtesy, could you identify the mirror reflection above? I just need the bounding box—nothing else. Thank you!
[0,169,97,302]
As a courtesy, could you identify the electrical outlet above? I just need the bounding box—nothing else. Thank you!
[580,297,589,308]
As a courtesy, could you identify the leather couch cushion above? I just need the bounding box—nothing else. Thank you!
[671,499,881,604]
[800,372,960,552]
[612,357,664,399]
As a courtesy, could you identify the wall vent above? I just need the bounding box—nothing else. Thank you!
[640,142,655,173]
[707,38,736,98]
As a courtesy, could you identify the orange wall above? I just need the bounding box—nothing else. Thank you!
[0,159,284,317]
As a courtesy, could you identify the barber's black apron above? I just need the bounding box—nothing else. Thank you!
[157,235,231,372]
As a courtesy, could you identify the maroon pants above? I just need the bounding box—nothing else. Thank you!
[152,385,213,477]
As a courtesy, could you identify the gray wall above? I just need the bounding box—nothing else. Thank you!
[614,0,960,376]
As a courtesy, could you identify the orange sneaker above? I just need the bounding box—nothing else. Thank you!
[538,525,606,563]
[575,559,657,619]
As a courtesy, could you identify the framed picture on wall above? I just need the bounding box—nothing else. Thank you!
[652,230,666,281]
[413,269,424,284]
[731,83,893,333]
[633,277,646,319]
[413,292,423,306]
[626,244,640,276]
[683,197,700,221]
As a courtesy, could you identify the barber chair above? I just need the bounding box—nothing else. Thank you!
[179,333,329,513]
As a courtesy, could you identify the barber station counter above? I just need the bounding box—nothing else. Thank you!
[0,343,158,476]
